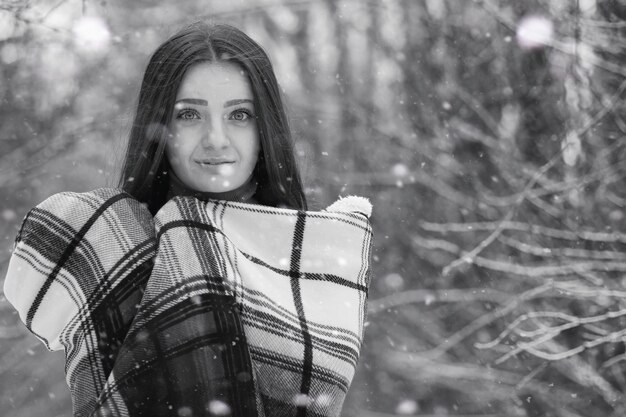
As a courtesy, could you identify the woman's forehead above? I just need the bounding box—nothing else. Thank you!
[177,62,252,98]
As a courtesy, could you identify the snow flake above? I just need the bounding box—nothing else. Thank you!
[177,406,193,416]
[562,131,581,167]
[609,210,623,221]
[516,16,553,49]
[424,294,435,306]
[73,16,112,54]
[2,209,16,221]
[391,163,409,177]
[395,399,418,414]
[207,400,231,415]
[384,273,404,291]
[315,394,332,407]
[293,393,312,406]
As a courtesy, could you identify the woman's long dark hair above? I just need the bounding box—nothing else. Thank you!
[118,22,307,214]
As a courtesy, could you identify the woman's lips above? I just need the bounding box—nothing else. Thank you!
[196,159,235,165]
[195,159,236,175]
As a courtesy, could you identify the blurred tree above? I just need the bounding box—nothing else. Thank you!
[1,0,626,416]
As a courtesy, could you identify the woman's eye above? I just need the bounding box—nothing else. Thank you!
[230,109,253,122]
[176,108,200,120]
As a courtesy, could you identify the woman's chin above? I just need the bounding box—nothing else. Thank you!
[192,179,242,193]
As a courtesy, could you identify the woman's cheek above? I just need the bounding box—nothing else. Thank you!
[166,140,184,166]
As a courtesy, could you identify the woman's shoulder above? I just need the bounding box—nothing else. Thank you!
[17,187,154,238]
[28,187,152,219]
[4,187,157,351]
[12,187,156,269]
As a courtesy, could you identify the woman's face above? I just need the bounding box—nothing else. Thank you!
[166,62,260,193]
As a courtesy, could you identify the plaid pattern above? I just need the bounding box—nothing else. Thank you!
[3,189,157,416]
[4,189,373,417]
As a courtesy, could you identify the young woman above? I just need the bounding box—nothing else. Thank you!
[119,22,307,214]
[4,22,372,417]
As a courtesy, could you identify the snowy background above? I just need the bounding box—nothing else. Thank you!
[1,0,626,416]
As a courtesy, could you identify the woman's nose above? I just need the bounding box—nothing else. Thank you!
[201,121,229,149]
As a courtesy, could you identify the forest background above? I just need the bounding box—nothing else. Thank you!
[1,0,626,416]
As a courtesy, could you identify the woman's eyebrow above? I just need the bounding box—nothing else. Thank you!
[174,98,253,107]
[224,98,253,107]
[175,98,208,106]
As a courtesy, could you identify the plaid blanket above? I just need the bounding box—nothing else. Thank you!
[4,188,373,417]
